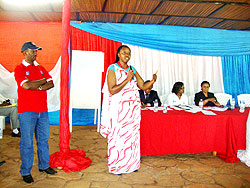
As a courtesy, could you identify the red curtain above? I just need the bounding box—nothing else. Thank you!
[70,26,122,88]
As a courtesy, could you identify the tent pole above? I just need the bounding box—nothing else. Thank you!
[49,0,91,172]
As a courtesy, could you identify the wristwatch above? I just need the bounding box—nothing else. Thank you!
[38,86,42,90]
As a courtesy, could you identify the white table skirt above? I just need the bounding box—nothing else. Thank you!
[237,110,250,167]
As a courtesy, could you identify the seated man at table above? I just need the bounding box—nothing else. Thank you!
[194,81,220,107]
[139,80,162,108]
[0,93,20,137]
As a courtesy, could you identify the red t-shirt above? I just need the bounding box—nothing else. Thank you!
[14,60,53,113]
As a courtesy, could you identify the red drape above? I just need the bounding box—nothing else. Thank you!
[50,18,122,172]
[70,26,122,88]
[49,0,91,172]
[59,0,71,154]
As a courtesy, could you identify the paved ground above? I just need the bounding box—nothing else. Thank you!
[0,124,250,188]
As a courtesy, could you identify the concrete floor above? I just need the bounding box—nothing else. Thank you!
[0,124,250,188]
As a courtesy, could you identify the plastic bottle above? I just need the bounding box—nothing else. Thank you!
[231,98,235,110]
[199,99,203,109]
[239,100,245,113]
[153,99,158,112]
[0,127,2,139]
[163,100,168,113]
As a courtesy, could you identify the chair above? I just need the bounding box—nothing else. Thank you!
[0,115,13,139]
[0,116,5,139]
[189,94,195,105]
[160,94,169,105]
[237,94,250,107]
[214,93,232,106]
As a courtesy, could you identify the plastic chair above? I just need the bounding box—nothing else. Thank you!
[189,94,195,105]
[0,116,5,139]
[237,94,250,107]
[160,94,169,105]
[214,93,232,106]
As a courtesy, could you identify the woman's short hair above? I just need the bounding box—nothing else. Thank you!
[115,45,130,63]
[201,81,210,87]
[172,82,184,95]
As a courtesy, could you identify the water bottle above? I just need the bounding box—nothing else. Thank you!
[0,127,2,139]
[163,100,168,113]
[199,99,203,109]
[239,100,245,113]
[231,98,235,110]
[153,99,158,112]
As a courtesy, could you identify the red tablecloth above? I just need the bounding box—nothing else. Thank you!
[140,108,249,163]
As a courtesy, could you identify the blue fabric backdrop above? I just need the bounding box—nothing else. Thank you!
[221,55,250,101]
[71,22,250,102]
[49,109,98,125]
[71,22,250,56]
[68,22,250,125]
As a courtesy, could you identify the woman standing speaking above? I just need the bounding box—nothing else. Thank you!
[100,45,157,175]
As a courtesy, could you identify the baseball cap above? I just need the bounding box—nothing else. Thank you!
[21,41,42,52]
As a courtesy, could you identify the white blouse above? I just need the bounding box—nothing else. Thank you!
[167,93,188,105]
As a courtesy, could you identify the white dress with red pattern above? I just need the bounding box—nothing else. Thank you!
[100,64,141,174]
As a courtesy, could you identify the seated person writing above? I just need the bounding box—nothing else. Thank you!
[0,93,20,137]
[139,80,162,108]
[167,82,188,105]
[194,81,220,107]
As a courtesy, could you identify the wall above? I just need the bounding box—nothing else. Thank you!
[0,21,61,72]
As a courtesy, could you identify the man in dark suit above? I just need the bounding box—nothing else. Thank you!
[139,80,162,107]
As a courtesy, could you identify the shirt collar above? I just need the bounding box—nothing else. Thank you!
[22,60,39,67]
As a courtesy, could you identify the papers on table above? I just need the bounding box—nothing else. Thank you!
[142,105,231,115]
[10,103,17,107]
[162,107,173,110]
[203,106,228,111]
[210,106,228,111]
[145,107,173,111]
[157,107,164,111]
[1,103,17,107]
[201,110,217,115]
[170,105,183,111]
[170,105,193,111]
[186,108,201,113]
[184,105,218,115]
[146,107,154,111]
[180,105,194,110]
[170,105,221,115]
[203,107,211,110]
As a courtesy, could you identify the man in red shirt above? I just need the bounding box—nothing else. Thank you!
[14,42,57,183]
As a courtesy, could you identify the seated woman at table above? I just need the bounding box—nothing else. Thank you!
[194,81,220,107]
[167,82,188,105]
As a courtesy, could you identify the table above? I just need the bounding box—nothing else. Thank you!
[140,108,249,163]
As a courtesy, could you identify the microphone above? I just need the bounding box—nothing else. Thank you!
[129,66,134,79]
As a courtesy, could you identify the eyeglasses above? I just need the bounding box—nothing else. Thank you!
[120,51,131,55]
